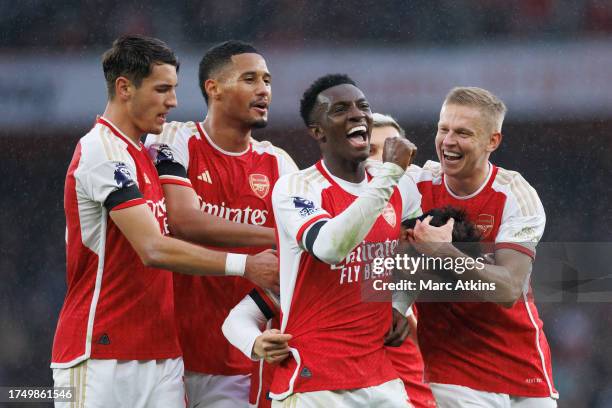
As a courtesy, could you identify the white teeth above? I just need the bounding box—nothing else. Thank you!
[444,151,461,158]
[347,125,367,136]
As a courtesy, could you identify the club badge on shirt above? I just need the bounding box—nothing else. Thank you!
[250,173,270,198]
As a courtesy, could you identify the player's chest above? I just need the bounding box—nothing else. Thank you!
[321,187,402,241]
[423,187,505,241]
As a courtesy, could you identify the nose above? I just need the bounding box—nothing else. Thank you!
[347,103,365,122]
[441,130,457,146]
[255,78,271,98]
[166,88,178,109]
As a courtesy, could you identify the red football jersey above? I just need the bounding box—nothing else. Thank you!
[385,307,437,408]
[408,161,557,398]
[52,118,180,367]
[269,161,421,399]
[247,287,281,408]
[145,121,297,375]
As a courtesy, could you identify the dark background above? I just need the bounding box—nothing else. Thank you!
[1,1,612,407]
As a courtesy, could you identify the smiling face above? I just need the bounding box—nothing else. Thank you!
[435,103,501,183]
[313,83,373,164]
[126,63,178,135]
[213,53,271,129]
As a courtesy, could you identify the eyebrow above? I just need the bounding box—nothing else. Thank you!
[240,70,271,78]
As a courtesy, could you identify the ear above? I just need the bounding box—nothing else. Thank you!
[308,124,326,144]
[487,132,502,153]
[204,79,220,102]
[115,76,132,101]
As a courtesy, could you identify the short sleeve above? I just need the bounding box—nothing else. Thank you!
[271,173,331,248]
[144,121,193,187]
[77,152,143,211]
[495,175,546,259]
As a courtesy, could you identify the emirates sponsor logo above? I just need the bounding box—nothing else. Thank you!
[476,214,494,238]
[198,196,268,225]
[382,203,396,227]
[249,173,270,199]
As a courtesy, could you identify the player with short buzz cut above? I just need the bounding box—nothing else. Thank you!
[369,112,438,408]
[145,40,297,408]
[266,73,436,407]
[407,87,558,407]
[51,35,278,408]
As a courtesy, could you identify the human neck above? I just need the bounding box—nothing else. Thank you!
[445,162,491,197]
[322,154,366,183]
[102,102,142,145]
[202,110,252,153]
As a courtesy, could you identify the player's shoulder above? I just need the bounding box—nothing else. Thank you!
[405,160,443,184]
[492,165,543,216]
[79,123,132,165]
[156,120,200,144]
[251,138,292,159]
[274,165,329,196]
[493,165,534,188]
[492,165,539,196]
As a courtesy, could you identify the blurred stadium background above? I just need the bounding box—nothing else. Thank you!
[1,1,611,407]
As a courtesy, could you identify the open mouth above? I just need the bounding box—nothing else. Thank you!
[251,101,268,115]
[157,113,167,124]
[443,150,463,162]
[346,125,368,148]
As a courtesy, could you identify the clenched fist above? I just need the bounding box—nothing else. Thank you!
[382,137,417,171]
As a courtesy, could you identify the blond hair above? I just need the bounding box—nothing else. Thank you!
[443,87,507,133]
[372,113,405,137]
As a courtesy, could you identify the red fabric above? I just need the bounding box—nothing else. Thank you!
[270,163,402,395]
[174,127,281,375]
[52,123,180,365]
[415,165,557,397]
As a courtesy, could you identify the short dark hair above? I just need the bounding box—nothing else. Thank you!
[102,35,179,99]
[198,40,259,104]
[299,74,356,126]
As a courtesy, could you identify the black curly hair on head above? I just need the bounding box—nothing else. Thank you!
[299,74,356,127]
[403,206,483,257]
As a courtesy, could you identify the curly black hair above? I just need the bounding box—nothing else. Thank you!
[198,40,258,104]
[404,206,483,257]
[299,74,356,126]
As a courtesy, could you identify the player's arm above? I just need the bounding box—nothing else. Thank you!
[417,240,531,307]
[303,137,416,265]
[146,128,275,248]
[410,215,539,307]
[110,204,278,290]
[222,289,291,364]
[163,183,275,247]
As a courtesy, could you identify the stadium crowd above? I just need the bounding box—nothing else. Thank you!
[3,0,612,50]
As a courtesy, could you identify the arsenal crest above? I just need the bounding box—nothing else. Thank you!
[382,203,397,227]
[249,174,270,199]
[476,214,494,238]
